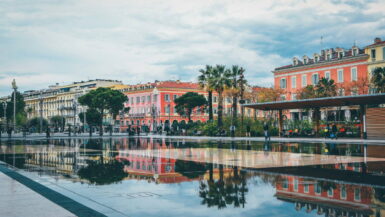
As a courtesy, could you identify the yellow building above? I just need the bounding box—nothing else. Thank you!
[365,37,385,77]
[23,79,122,127]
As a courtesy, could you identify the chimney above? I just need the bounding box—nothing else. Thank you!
[374,37,382,43]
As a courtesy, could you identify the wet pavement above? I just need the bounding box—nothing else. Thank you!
[1,137,385,217]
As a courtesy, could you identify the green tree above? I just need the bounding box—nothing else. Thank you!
[198,65,215,121]
[174,92,207,122]
[0,91,26,127]
[228,65,247,128]
[78,108,103,126]
[78,87,127,135]
[50,115,65,129]
[210,65,231,128]
[27,117,48,132]
[315,78,337,97]
[371,67,385,93]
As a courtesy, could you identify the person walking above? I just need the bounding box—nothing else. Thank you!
[263,122,270,141]
[246,124,251,137]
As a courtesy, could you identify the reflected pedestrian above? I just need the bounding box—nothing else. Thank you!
[331,123,338,140]
[263,122,270,141]
[46,127,50,138]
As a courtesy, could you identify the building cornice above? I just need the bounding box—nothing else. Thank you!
[273,55,368,74]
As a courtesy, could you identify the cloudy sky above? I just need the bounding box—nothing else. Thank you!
[1,0,385,96]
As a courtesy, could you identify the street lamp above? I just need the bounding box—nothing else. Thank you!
[11,79,17,129]
[2,101,7,131]
[39,93,43,133]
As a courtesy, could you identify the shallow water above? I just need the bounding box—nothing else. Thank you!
[1,138,385,217]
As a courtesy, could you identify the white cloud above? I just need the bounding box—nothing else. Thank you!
[0,0,384,95]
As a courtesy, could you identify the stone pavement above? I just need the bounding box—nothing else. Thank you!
[0,171,76,217]
[0,164,107,217]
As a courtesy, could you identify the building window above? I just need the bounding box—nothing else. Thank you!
[371,49,376,61]
[173,94,177,101]
[136,96,140,103]
[324,71,330,80]
[141,96,145,103]
[340,186,347,199]
[282,178,289,189]
[304,184,309,193]
[327,188,334,197]
[291,93,297,100]
[280,78,287,89]
[294,179,298,192]
[291,76,296,88]
[147,95,151,102]
[153,94,158,102]
[383,47,385,60]
[354,188,361,201]
[315,183,321,195]
[302,75,307,87]
[213,96,217,103]
[165,94,170,102]
[338,69,344,82]
[351,67,358,81]
[311,73,319,85]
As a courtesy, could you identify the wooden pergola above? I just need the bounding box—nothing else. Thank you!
[243,93,385,139]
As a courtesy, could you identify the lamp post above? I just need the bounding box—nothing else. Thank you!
[2,101,7,133]
[11,79,17,129]
[73,101,77,130]
[39,93,43,133]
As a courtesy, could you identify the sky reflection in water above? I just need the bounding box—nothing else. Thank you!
[1,138,385,217]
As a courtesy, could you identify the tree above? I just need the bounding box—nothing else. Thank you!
[78,108,103,126]
[174,92,207,122]
[50,115,65,129]
[78,87,127,135]
[371,67,385,93]
[257,87,285,102]
[27,117,48,132]
[296,85,317,99]
[315,78,337,97]
[343,77,369,95]
[0,91,26,127]
[210,65,231,128]
[198,65,215,121]
[227,65,247,128]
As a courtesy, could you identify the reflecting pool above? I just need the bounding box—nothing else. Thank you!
[1,138,385,217]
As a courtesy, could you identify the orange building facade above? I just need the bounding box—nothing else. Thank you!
[115,80,239,132]
[273,46,369,100]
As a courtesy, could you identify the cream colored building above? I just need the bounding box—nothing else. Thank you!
[365,37,385,78]
[23,79,122,127]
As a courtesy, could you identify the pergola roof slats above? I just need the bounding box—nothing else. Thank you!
[243,93,385,110]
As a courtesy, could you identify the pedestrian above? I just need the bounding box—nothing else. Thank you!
[230,125,235,137]
[46,127,50,138]
[263,122,270,141]
[246,124,251,137]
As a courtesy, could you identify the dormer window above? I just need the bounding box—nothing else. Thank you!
[315,56,319,62]
[293,57,299,66]
[327,53,332,60]
[352,47,358,56]
[303,56,308,64]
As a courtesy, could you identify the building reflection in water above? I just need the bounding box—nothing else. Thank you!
[1,138,385,216]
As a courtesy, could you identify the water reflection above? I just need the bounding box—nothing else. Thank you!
[1,138,385,216]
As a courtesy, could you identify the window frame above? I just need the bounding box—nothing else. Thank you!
[337,69,344,83]
[302,74,307,87]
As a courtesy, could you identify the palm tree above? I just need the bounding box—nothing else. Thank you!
[315,77,337,97]
[211,65,231,128]
[228,65,246,128]
[198,65,215,121]
[371,67,385,93]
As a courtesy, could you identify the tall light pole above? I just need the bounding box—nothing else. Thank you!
[2,101,7,128]
[11,79,17,129]
[39,93,43,133]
